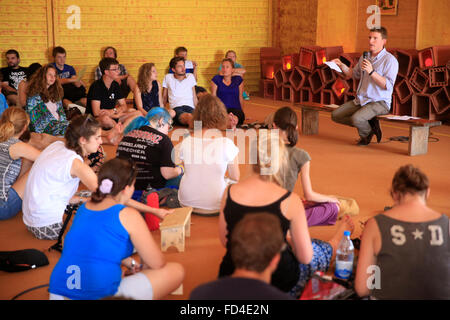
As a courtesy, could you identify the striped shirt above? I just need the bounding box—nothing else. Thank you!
[0,137,21,201]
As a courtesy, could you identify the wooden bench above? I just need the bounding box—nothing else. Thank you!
[295,102,442,156]
[160,206,192,252]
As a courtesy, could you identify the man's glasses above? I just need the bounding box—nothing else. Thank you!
[108,67,120,72]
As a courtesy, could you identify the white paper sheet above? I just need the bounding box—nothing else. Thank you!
[385,115,421,120]
[324,61,342,73]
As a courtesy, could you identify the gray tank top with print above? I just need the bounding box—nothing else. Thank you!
[371,213,450,299]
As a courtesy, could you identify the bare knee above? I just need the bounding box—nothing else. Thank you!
[179,113,193,126]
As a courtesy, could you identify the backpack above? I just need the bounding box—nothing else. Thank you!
[0,249,49,272]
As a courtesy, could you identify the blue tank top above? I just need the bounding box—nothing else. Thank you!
[141,80,160,112]
[49,203,134,300]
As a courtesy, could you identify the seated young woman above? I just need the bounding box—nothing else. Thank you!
[272,106,341,227]
[218,50,249,100]
[22,114,172,240]
[178,94,240,216]
[48,158,184,300]
[218,134,354,297]
[211,58,245,126]
[25,64,69,136]
[134,63,175,119]
[0,107,40,220]
[355,164,450,299]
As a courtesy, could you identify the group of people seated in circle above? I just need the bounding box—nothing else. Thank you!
[1,46,249,144]
[1,45,448,300]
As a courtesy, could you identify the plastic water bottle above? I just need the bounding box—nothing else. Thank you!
[334,230,354,280]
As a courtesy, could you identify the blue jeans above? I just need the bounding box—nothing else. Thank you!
[131,174,182,202]
[0,187,22,220]
[331,100,389,138]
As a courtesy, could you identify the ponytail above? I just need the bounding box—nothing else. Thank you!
[91,158,137,203]
[0,107,29,142]
[0,120,16,143]
[284,123,298,147]
[273,106,299,147]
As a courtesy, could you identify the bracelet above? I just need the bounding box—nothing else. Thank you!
[176,164,184,175]
[369,70,375,76]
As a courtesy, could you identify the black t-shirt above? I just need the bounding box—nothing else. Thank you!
[190,277,294,300]
[86,79,123,115]
[1,66,28,90]
[116,126,175,190]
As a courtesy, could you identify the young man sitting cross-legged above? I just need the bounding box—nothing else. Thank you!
[162,57,197,127]
[86,57,140,144]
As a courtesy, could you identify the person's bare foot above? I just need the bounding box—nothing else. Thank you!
[104,123,123,145]
[329,215,355,252]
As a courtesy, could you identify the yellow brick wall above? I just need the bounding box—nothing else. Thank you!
[0,0,52,67]
[1,0,271,95]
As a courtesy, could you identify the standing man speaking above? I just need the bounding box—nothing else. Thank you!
[331,27,398,146]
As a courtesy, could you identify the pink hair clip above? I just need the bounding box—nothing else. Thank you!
[99,178,113,194]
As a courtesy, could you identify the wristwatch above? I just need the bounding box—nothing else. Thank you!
[369,70,375,76]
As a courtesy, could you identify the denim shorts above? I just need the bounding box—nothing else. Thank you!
[173,105,194,125]
[0,187,22,220]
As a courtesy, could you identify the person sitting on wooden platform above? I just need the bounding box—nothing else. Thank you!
[331,27,398,146]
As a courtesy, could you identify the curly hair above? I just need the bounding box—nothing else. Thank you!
[137,63,155,93]
[193,94,228,130]
[26,64,63,103]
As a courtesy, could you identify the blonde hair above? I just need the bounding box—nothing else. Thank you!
[137,63,155,93]
[0,107,29,142]
[252,132,288,185]
[193,94,228,130]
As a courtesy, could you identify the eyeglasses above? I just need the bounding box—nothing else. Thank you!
[108,68,120,72]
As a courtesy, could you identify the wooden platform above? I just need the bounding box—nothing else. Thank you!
[159,207,192,252]
[295,102,442,156]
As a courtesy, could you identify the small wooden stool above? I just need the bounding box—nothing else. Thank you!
[160,207,192,252]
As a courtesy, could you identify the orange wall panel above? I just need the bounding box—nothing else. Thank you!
[316,0,357,52]
[356,0,418,52]
[416,0,450,49]
[273,0,318,55]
